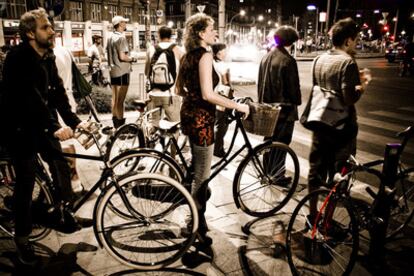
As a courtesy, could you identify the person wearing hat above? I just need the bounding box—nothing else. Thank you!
[107,16,137,128]
[257,25,301,186]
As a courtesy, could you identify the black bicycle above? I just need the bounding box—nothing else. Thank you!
[0,122,199,270]
[132,98,301,218]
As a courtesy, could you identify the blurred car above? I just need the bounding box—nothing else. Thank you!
[385,44,405,63]
[228,43,262,62]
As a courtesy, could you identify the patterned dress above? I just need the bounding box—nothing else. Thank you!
[179,47,219,146]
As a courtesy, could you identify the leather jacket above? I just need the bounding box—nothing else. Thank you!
[257,47,301,121]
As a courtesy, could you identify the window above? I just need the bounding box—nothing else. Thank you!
[150,9,156,25]
[6,0,26,19]
[123,6,132,20]
[108,4,118,19]
[90,2,102,22]
[138,8,146,25]
[180,3,185,13]
[69,1,83,21]
[168,4,173,14]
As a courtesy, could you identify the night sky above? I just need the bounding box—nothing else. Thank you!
[282,0,414,38]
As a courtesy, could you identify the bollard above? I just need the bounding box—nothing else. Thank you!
[382,143,401,189]
[369,143,401,260]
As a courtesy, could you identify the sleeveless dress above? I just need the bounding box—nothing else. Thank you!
[179,47,219,146]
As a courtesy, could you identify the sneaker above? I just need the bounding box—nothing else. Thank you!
[14,238,38,266]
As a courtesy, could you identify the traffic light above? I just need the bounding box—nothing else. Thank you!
[383,25,389,32]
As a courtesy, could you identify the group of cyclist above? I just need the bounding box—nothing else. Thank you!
[0,5,378,272]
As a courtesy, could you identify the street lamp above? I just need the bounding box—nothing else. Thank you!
[227,10,246,44]
[307,4,319,48]
[228,9,246,29]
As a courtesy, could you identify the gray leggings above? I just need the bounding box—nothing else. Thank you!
[191,143,214,195]
[190,143,214,233]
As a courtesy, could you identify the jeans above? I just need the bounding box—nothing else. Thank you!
[264,118,294,177]
[190,142,214,234]
[10,137,73,237]
[308,131,357,189]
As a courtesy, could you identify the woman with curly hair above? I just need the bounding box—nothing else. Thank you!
[176,13,249,246]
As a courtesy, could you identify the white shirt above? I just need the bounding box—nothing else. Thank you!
[54,46,77,112]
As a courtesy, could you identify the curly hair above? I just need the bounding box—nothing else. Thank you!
[19,8,48,42]
[183,13,214,52]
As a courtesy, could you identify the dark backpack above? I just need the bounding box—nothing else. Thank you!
[148,44,177,91]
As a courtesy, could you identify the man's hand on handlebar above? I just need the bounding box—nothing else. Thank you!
[54,126,74,141]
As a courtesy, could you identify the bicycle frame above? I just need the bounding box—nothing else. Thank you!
[158,113,268,187]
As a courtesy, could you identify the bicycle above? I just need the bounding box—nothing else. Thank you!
[285,125,413,276]
[0,123,199,270]
[106,99,188,163]
[134,98,300,218]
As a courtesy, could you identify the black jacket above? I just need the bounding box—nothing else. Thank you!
[257,47,301,121]
[1,43,80,155]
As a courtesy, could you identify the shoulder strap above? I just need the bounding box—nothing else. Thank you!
[311,55,320,86]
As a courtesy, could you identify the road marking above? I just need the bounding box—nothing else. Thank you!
[369,110,414,122]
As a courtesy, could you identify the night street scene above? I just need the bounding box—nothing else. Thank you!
[0,0,413,275]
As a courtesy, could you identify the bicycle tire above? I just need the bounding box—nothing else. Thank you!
[106,123,145,162]
[286,189,359,276]
[110,148,184,181]
[0,176,53,241]
[386,167,414,239]
[107,149,185,219]
[233,142,299,217]
[95,173,198,270]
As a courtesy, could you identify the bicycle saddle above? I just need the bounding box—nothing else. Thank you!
[156,119,180,133]
[132,99,151,111]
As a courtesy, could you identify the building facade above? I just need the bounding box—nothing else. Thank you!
[0,0,166,55]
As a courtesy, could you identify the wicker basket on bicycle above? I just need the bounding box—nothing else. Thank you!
[242,102,281,137]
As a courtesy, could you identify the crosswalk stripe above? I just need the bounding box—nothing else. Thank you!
[399,106,414,112]
[358,117,406,132]
[369,110,414,122]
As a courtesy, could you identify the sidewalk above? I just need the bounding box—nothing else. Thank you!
[1,117,413,275]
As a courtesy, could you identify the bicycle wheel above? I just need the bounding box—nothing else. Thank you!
[107,149,185,220]
[0,175,53,241]
[106,123,145,162]
[233,142,299,217]
[110,149,184,181]
[95,173,198,270]
[387,167,414,239]
[286,189,359,276]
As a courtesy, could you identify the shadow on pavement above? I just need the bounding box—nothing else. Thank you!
[0,239,97,275]
[238,213,292,276]
[109,267,205,276]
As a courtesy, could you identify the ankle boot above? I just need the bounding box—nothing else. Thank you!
[112,117,125,129]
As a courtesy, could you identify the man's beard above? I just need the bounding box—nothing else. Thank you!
[37,35,54,49]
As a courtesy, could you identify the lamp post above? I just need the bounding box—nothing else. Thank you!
[227,10,246,44]
[307,4,319,49]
